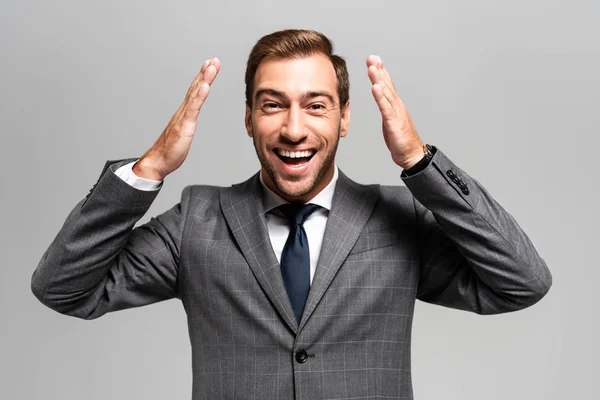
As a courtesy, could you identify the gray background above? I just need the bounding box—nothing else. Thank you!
[1,0,598,398]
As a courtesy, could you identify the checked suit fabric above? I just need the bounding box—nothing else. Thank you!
[31,148,552,399]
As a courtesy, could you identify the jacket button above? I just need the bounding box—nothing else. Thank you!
[446,170,456,179]
[295,349,308,363]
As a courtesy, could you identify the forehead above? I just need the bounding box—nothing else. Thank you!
[253,54,338,101]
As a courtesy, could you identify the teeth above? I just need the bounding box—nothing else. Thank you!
[278,149,314,158]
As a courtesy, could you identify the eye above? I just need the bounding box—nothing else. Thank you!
[262,102,282,113]
[308,103,328,114]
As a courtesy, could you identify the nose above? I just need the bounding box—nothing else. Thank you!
[281,105,307,143]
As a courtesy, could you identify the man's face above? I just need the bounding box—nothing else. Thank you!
[245,53,350,203]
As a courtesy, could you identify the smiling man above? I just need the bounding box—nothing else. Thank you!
[31,29,552,399]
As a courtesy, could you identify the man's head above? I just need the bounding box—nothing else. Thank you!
[244,29,351,204]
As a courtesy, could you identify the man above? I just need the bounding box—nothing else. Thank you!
[31,29,552,399]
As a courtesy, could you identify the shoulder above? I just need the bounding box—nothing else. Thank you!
[346,182,417,233]
[337,169,416,212]
[182,184,223,202]
[339,171,417,228]
[175,184,225,220]
[378,184,413,205]
[374,184,417,223]
[177,172,261,217]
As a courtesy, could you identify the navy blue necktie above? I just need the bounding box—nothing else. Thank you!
[278,203,320,324]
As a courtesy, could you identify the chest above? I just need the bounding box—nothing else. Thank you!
[178,212,420,324]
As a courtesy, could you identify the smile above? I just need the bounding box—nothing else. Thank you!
[274,148,315,167]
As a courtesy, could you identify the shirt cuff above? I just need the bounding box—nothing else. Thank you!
[114,160,162,191]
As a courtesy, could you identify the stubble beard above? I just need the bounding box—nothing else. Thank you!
[253,126,341,200]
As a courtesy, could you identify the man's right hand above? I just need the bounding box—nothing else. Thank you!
[133,58,221,181]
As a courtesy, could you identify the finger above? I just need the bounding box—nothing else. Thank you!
[209,57,221,74]
[184,59,212,101]
[201,64,218,86]
[366,54,379,69]
[369,66,396,107]
[192,65,217,98]
[367,65,383,86]
[195,81,211,104]
[381,73,407,114]
[380,66,397,92]
[200,58,211,73]
[371,83,392,116]
[182,82,211,124]
[189,82,211,111]
[202,58,221,84]
[195,59,213,86]
[187,57,220,101]
[176,57,221,127]
[194,58,220,97]
[369,65,396,110]
[373,55,396,91]
[370,59,400,108]
[191,57,220,93]
[381,82,398,109]
[177,60,211,116]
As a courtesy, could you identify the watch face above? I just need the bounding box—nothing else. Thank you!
[425,144,434,157]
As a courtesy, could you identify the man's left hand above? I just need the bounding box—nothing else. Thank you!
[367,55,425,170]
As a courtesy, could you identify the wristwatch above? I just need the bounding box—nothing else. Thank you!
[401,144,435,177]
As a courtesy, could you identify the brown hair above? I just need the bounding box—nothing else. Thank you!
[245,29,349,109]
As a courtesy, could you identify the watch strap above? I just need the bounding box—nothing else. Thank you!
[401,144,436,177]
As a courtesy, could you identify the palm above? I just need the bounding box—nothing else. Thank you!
[366,55,424,169]
[135,58,221,180]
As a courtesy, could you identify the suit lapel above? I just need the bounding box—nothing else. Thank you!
[299,170,379,330]
[220,172,298,333]
[220,170,380,334]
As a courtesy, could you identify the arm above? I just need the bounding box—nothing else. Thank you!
[31,160,188,319]
[366,55,551,314]
[31,58,221,319]
[114,160,162,191]
[403,149,551,314]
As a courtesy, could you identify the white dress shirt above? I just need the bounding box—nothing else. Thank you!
[114,161,337,285]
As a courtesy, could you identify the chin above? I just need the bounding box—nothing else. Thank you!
[256,141,336,201]
[273,175,317,200]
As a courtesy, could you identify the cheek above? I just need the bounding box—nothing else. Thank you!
[254,118,282,142]
[309,119,340,142]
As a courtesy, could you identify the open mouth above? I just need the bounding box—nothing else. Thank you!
[274,148,315,167]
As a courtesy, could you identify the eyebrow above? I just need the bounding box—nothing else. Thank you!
[254,88,336,106]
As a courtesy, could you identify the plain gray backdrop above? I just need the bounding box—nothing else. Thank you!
[2,0,598,399]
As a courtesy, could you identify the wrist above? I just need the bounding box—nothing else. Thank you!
[132,155,166,181]
[396,141,426,170]
[401,144,435,177]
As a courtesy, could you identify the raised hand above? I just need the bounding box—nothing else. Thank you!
[367,55,425,170]
[133,58,221,180]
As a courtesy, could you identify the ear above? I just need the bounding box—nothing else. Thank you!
[339,101,350,138]
[245,103,253,137]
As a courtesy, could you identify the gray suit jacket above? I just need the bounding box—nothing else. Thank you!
[31,148,552,399]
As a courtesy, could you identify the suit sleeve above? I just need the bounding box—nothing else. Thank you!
[31,159,189,320]
[402,148,552,315]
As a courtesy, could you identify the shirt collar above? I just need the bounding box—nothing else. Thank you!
[260,166,338,213]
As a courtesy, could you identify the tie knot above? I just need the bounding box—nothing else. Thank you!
[278,203,320,226]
